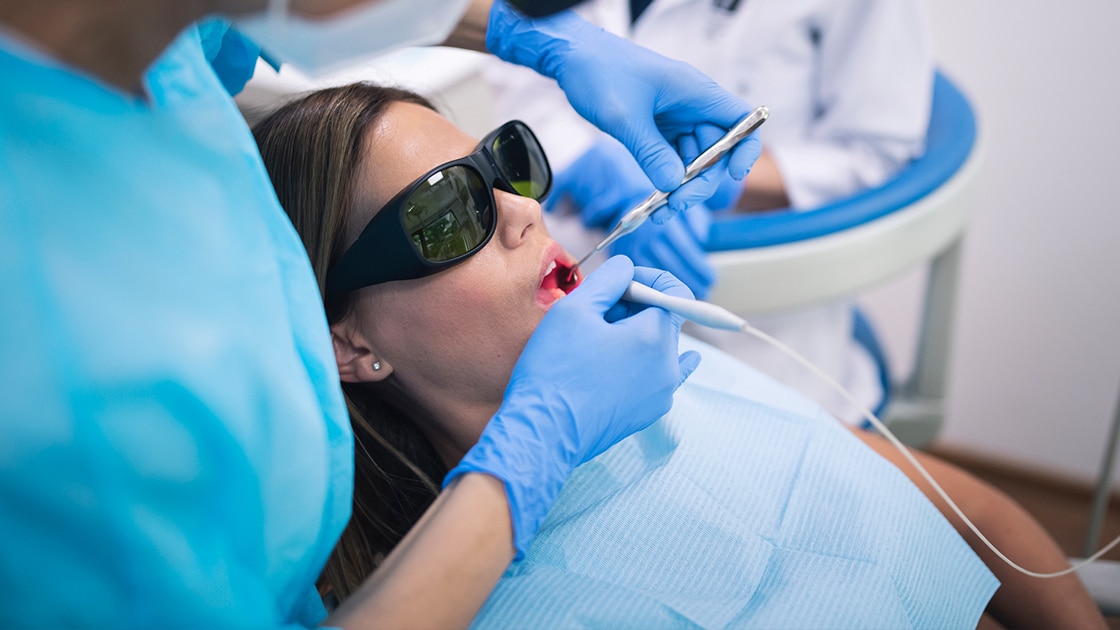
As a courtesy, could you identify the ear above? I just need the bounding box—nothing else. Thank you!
[331,321,392,383]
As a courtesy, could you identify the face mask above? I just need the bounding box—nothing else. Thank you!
[234,0,472,76]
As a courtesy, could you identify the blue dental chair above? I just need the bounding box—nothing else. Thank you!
[703,71,982,447]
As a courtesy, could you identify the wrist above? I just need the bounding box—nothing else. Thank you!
[444,398,573,556]
[486,0,595,78]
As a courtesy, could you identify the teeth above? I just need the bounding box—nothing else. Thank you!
[545,261,557,275]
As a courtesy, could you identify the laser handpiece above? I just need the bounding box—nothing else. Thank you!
[622,281,746,331]
[572,106,769,272]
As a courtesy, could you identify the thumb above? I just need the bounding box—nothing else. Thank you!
[567,255,634,314]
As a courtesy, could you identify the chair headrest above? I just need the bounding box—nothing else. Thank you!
[707,71,978,252]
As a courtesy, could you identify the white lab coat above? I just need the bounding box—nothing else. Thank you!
[485,0,934,422]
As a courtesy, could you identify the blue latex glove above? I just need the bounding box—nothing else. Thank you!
[488,0,762,222]
[546,137,657,230]
[444,257,700,556]
[705,161,749,211]
[611,204,715,299]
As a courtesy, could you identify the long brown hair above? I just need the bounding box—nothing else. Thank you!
[252,83,448,600]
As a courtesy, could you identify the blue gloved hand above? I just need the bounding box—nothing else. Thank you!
[703,155,749,212]
[610,203,715,300]
[444,257,700,556]
[546,137,656,231]
[549,138,717,298]
[488,0,762,221]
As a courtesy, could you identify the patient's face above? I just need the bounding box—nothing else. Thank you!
[346,102,578,441]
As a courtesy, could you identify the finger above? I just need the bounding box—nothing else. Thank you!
[620,119,686,193]
[609,243,654,318]
[685,122,727,167]
[664,157,729,214]
[685,83,755,131]
[728,134,763,181]
[633,265,695,301]
[693,121,728,149]
[664,123,734,214]
[677,132,701,166]
[608,264,692,325]
[591,255,679,323]
[606,288,684,332]
[648,204,678,225]
[568,255,634,315]
[677,350,702,387]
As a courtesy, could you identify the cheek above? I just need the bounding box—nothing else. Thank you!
[369,253,544,370]
[434,254,544,351]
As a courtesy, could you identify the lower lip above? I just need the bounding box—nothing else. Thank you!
[536,284,567,307]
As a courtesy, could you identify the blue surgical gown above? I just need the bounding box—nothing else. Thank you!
[0,22,351,628]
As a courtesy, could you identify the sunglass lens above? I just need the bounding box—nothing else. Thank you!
[403,165,494,262]
[491,123,550,200]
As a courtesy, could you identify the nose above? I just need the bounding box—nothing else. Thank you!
[494,189,542,248]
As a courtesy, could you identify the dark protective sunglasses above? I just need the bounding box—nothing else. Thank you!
[325,120,551,299]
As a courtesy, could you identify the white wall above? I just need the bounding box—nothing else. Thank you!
[864,0,1120,487]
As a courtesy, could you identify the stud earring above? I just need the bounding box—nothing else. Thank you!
[372,361,382,371]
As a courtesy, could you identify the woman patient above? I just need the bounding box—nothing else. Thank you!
[252,83,1103,629]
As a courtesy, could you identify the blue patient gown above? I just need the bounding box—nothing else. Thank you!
[472,336,999,629]
[0,24,350,628]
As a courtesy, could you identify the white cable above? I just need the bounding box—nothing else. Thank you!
[621,283,1120,577]
[741,322,1120,579]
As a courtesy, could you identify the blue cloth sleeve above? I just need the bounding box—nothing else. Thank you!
[0,25,343,628]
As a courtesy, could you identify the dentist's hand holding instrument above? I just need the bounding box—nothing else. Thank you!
[572,106,769,271]
[448,259,701,557]
[487,1,763,211]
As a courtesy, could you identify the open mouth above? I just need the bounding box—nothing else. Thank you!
[537,258,581,306]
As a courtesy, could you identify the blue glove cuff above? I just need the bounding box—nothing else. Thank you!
[443,403,574,558]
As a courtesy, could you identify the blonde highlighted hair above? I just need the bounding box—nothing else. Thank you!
[253,83,447,600]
